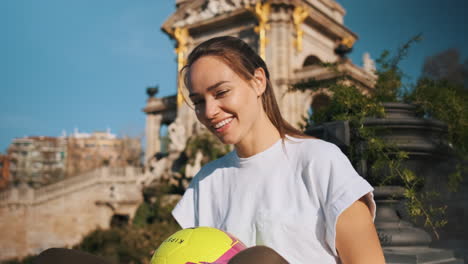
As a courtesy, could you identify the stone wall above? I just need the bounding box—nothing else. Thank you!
[0,167,143,261]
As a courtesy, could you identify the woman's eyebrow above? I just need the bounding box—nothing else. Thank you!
[189,81,229,97]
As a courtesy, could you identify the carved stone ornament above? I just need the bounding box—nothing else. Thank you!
[293,5,309,52]
[173,0,257,28]
[146,86,159,98]
[362,52,376,73]
[168,119,187,153]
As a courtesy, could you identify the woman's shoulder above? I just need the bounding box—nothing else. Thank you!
[286,136,342,161]
[191,150,237,182]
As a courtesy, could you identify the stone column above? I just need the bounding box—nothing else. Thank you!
[176,103,197,142]
[145,113,162,164]
[267,4,312,128]
[267,5,299,125]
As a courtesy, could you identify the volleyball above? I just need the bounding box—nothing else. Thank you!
[150,227,247,264]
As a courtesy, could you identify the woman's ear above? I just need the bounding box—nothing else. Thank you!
[252,68,267,96]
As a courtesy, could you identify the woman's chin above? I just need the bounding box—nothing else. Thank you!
[216,134,238,145]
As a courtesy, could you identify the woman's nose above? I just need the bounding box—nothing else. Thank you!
[202,98,220,120]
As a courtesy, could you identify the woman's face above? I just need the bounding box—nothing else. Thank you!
[188,56,266,146]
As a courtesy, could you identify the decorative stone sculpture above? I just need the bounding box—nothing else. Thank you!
[152,156,169,178]
[173,0,256,27]
[363,52,376,74]
[168,118,187,153]
[293,6,309,52]
[146,86,159,98]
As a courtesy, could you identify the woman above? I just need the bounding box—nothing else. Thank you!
[173,36,385,264]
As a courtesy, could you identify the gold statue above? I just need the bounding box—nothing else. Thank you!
[250,2,271,60]
[174,27,189,107]
[293,5,309,52]
[341,36,355,49]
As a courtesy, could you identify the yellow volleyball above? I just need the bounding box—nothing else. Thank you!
[150,227,246,264]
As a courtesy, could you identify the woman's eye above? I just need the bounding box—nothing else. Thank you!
[215,90,229,98]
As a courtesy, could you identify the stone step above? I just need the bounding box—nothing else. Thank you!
[384,247,464,264]
[421,258,464,264]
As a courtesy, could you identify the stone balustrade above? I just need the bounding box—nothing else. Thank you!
[0,166,145,261]
[0,166,143,208]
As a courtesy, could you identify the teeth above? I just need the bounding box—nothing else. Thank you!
[214,118,233,129]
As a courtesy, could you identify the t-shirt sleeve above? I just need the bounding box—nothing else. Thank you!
[311,142,376,256]
[172,185,197,229]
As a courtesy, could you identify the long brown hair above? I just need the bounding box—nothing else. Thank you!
[181,36,305,139]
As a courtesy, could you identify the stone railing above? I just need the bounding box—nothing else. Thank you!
[294,61,376,90]
[0,167,143,207]
[294,65,331,81]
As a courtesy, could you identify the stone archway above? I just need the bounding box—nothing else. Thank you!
[303,55,322,67]
[310,93,331,115]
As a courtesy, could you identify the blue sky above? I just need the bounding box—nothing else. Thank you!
[1,0,467,153]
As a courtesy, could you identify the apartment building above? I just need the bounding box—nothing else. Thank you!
[7,136,67,186]
[66,129,141,176]
[0,155,10,190]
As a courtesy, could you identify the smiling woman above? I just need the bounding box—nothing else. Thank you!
[31,36,385,264]
[181,36,305,157]
[173,36,386,264]
[187,56,274,154]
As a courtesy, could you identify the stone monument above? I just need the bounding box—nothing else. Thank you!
[144,0,376,168]
[142,1,466,262]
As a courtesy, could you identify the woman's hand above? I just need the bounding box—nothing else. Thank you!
[336,197,385,264]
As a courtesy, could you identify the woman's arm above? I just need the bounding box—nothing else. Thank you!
[335,198,385,264]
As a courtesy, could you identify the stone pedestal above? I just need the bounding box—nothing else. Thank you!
[375,186,463,264]
[306,103,464,263]
[145,113,162,164]
[384,247,464,264]
[143,95,177,166]
[375,186,431,247]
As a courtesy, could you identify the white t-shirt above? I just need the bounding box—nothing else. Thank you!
[172,137,375,264]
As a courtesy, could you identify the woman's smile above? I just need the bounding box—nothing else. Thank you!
[213,117,234,133]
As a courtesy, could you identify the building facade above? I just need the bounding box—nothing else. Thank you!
[7,136,67,186]
[6,130,142,186]
[66,130,142,177]
[0,155,10,190]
